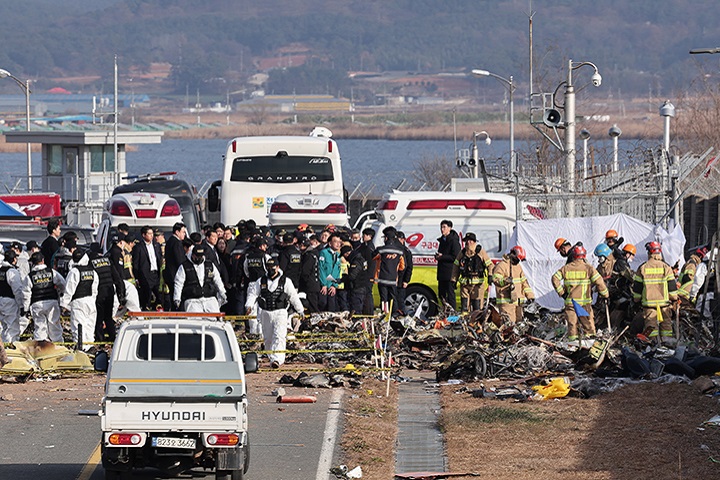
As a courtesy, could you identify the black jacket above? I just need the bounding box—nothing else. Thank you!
[436,230,461,281]
[300,247,321,293]
[202,240,229,287]
[132,241,163,287]
[400,244,413,285]
[164,234,186,279]
[344,248,371,291]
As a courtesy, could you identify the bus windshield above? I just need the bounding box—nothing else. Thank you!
[230,156,334,183]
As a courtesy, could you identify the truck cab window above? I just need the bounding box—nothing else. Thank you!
[137,333,216,361]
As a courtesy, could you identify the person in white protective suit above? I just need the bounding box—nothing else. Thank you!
[245,257,304,368]
[691,250,712,319]
[22,252,66,342]
[0,250,27,343]
[60,249,99,346]
[173,245,226,313]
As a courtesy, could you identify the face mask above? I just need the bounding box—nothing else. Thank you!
[192,256,204,265]
[510,256,520,265]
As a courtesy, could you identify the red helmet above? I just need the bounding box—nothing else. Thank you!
[645,241,662,254]
[510,246,526,261]
[696,246,709,257]
[572,245,587,259]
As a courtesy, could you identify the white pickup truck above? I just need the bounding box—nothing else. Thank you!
[97,313,258,480]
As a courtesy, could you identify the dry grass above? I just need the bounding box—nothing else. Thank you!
[340,376,398,480]
[441,381,720,480]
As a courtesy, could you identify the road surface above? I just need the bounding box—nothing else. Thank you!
[0,374,343,480]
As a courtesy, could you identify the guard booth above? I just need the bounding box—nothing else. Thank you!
[4,130,163,226]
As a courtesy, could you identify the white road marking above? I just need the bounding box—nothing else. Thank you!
[315,388,344,480]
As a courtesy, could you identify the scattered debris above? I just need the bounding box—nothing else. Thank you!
[276,395,317,403]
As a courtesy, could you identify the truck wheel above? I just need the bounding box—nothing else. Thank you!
[216,470,243,480]
[404,285,438,318]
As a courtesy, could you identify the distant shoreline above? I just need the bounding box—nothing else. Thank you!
[0,116,662,153]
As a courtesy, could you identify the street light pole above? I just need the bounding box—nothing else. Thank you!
[579,128,590,180]
[471,69,515,173]
[472,131,491,180]
[0,68,32,191]
[471,69,517,218]
[564,59,602,217]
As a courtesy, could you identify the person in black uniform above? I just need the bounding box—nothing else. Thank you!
[41,219,62,266]
[53,238,76,279]
[396,231,413,315]
[163,222,187,310]
[343,244,370,314]
[88,243,126,342]
[435,220,461,309]
[358,228,377,315]
[300,236,322,313]
[278,233,302,289]
[244,237,270,283]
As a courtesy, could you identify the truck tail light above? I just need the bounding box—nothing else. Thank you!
[206,433,239,446]
[109,200,132,216]
[135,209,157,218]
[160,199,181,216]
[108,433,143,445]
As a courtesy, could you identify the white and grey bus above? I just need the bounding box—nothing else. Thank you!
[208,128,344,226]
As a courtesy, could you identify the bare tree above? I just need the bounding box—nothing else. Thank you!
[675,68,720,154]
[247,102,270,126]
[412,155,456,190]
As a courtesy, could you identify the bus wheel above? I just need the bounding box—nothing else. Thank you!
[404,286,438,319]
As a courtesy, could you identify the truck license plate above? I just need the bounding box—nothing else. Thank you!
[152,437,196,449]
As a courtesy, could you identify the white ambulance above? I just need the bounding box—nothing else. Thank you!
[358,191,516,317]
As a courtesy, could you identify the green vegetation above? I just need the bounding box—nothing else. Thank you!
[444,406,544,426]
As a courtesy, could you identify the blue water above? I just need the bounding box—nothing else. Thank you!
[0,136,650,195]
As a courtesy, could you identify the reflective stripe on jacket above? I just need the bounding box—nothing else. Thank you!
[632,257,678,307]
[677,254,700,299]
[551,259,608,306]
[492,256,534,304]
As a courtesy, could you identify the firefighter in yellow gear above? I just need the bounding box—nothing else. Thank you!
[491,246,535,323]
[632,241,679,344]
[450,233,493,311]
[677,246,708,304]
[552,245,609,342]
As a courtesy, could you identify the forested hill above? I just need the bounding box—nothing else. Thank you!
[0,0,718,96]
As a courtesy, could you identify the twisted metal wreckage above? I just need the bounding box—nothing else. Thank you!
[3,299,720,400]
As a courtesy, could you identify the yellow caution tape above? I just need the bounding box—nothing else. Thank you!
[242,347,374,355]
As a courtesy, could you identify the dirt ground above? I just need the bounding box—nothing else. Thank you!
[440,380,720,480]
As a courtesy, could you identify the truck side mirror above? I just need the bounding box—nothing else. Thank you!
[243,352,258,374]
[208,184,220,212]
[94,350,109,372]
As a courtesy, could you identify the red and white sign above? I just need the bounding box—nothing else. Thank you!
[0,193,62,218]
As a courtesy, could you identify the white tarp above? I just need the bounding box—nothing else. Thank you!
[509,213,686,311]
